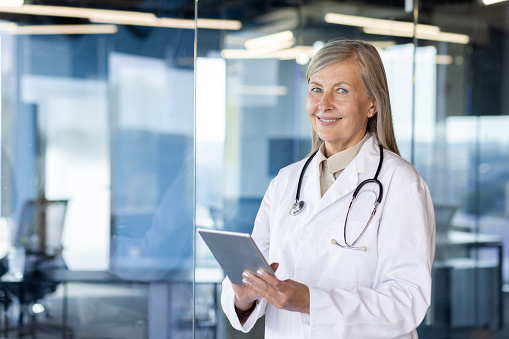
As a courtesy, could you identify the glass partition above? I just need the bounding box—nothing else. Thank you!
[195,1,416,338]
[415,1,509,337]
[0,1,199,338]
[196,0,509,338]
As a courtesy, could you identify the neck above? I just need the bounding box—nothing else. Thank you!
[323,132,369,158]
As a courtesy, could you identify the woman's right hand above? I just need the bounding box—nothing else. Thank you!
[232,263,279,311]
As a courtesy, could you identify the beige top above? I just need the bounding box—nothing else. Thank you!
[318,133,371,197]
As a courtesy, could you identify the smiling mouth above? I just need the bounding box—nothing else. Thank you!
[318,117,341,123]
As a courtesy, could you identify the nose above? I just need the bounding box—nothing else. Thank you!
[318,91,333,112]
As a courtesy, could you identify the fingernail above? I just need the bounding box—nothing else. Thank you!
[242,279,248,285]
[257,270,263,276]
[242,272,249,278]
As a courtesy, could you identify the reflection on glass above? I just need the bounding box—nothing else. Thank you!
[0,5,200,338]
[109,52,194,280]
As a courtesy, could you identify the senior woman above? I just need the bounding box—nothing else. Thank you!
[221,38,436,338]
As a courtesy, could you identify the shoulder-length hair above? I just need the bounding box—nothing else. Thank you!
[306,38,400,156]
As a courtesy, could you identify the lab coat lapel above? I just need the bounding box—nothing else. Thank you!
[310,160,359,218]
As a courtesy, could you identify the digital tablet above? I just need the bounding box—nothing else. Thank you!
[198,228,274,285]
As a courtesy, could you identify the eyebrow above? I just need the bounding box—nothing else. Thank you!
[308,80,353,87]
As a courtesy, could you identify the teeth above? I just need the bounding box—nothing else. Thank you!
[319,117,341,122]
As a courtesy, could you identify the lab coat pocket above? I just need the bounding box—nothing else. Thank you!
[328,220,379,284]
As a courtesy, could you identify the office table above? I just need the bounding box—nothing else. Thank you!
[434,230,504,329]
[1,267,224,339]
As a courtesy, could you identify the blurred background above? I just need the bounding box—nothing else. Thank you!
[0,0,508,338]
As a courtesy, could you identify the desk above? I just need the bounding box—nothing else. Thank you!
[26,267,223,339]
[434,231,503,329]
[436,230,504,248]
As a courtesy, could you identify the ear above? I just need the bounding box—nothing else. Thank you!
[367,98,378,118]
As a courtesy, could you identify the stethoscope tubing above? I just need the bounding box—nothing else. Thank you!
[296,150,318,203]
[290,142,385,251]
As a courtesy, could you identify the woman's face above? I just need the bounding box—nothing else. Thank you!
[306,59,377,157]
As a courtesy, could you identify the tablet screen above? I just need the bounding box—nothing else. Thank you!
[198,228,274,285]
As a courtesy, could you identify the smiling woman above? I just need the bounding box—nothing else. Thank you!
[306,59,376,156]
[220,38,436,339]
[306,39,400,157]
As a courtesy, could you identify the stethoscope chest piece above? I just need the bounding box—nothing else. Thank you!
[289,200,305,216]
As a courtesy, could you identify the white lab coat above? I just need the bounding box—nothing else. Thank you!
[221,135,436,339]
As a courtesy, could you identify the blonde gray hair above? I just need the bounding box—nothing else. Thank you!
[307,38,400,156]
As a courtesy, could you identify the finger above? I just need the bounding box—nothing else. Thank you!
[242,271,277,297]
[257,269,281,288]
[232,277,261,302]
[245,271,289,307]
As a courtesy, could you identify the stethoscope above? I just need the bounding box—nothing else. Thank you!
[289,144,384,251]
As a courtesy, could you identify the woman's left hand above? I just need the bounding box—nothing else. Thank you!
[242,264,310,314]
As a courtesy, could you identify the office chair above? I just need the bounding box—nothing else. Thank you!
[0,198,70,337]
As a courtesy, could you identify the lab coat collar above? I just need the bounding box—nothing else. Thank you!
[355,134,381,176]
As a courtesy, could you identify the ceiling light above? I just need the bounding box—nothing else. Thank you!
[197,19,242,30]
[482,0,507,5]
[0,5,143,20]
[0,22,117,35]
[221,45,315,63]
[325,12,469,44]
[88,13,158,26]
[244,31,294,50]
[325,13,440,34]
[247,39,295,54]
[2,0,23,6]
[363,27,469,44]
[0,5,241,30]
[14,24,118,35]
[436,55,453,65]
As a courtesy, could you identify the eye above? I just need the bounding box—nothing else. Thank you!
[310,87,322,93]
[337,88,348,94]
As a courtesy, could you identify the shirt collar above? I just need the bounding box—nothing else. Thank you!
[318,133,371,175]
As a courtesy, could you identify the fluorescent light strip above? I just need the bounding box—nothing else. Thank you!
[325,13,439,34]
[246,39,295,54]
[363,27,469,44]
[221,45,314,61]
[482,0,507,5]
[325,12,469,44]
[0,5,152,20]
[13,24,118,35]
[92,16,242,30]
[2,0,23,6]
[197,19,242,30]
[436,55,453,65]
[244,30,294,50]
[0,22,118,35]
[0,5,241,30]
